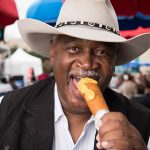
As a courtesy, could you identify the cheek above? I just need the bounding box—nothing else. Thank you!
[53,55,69,100]
[103,59,115,76]
[53,57,66,80]
[99,57,115,72]
[99,59,115,90]
[54,51,77,71]
[53,53,75,83]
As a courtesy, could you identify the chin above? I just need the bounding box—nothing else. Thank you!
[69,99,91,113]
[69,106,91,115]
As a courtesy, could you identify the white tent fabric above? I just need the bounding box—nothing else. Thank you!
[4,48,43,84]
[4,22,21,42]
[139,49,150,63]
[0,42,9,53]
[4,0,37,42]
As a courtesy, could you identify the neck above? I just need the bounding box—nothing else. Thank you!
[65,110,91,128]
[65,110,91,143]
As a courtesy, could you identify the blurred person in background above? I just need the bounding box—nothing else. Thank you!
[135,84,145,96]
[27,67,37,85]
[37,73,49,81]
[0,0,150,150]
[115,74,124,89]
[118,73,137,99]
[132,79,150,109]
[134,71,147,87]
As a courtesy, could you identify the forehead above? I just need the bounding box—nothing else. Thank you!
[54,35,118,48]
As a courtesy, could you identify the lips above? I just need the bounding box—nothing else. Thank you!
[72,77,79,89]
[69,76,81,90]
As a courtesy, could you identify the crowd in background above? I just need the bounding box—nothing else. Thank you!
[110,72,150,109]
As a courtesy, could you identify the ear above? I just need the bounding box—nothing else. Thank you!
[50,41,55,66]
[113,66,115,72]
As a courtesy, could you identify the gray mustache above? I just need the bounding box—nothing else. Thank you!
[69,70,104,80]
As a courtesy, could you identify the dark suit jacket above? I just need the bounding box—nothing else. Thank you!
[132,94,150,109]
[0,77,150,150]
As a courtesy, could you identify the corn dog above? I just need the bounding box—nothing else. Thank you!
[77,77,109,130]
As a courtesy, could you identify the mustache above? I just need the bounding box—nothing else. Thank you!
[69,70,104,81]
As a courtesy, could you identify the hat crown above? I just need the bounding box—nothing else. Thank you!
[56,0,119,30]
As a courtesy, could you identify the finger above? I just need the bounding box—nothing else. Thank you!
[101,139,130,150]
[99,120,129,138]
[96,142,103,149]
[101,129,128,141]
[101,112,128,123]
[100,129,147,150]
[96,133,100,142]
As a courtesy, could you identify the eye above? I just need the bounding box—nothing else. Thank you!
[94,48,108,56]
[66,46,80,54]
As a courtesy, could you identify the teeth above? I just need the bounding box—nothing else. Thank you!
[68,75,103,83]
[98,76,103,82]
[76,77,81,82]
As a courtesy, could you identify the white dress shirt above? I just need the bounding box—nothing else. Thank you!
[0,96,4,103]
[148,139,150,150]
[52,84,96,150]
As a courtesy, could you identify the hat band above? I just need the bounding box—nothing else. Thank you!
[55,21,120,35]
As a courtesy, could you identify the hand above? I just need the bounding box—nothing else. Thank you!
[96,112,147,150]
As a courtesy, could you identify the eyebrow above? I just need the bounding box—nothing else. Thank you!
[102,42,119,49]
[63,37,78,43]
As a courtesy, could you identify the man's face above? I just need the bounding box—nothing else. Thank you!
[50,35,118,114]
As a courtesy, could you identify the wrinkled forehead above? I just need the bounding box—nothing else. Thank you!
[52,34,119,49]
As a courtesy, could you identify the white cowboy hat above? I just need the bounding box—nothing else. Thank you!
[18,0,150,66]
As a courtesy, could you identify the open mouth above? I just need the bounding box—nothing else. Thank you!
[68,75,81,89]
[66,72,103,108]
[67,70,103,100]
[68,74,103,92]
[68,74,102,84]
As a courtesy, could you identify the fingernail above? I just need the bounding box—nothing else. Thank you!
[98,120,102,128]
[96,142,101,149]
[96,135,100,141]
[101,141,109,148]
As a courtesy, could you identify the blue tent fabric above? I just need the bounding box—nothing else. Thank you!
[140,62,150,66]
[118,13,150,30]
[26,0,62,25]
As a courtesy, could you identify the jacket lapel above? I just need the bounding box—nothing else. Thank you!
[25,108,54,150]
[104,88,127,114]
[23,78,55,150]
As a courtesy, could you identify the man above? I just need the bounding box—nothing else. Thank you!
[0,0,150,149]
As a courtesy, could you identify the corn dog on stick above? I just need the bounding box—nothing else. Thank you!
[77,77,109,130]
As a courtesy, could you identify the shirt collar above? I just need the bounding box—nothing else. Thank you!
[54,84,64,123]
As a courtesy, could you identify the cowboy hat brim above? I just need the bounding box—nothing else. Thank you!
[18,18,150,66]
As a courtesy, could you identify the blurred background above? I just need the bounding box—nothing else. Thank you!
[0,0,150,102]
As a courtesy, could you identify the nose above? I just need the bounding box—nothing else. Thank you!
[77,51,98,70]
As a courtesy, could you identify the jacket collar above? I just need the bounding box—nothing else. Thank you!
[104,87,127,115]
